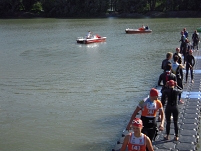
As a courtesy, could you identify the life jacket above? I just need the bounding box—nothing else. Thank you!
[127,133,146,151]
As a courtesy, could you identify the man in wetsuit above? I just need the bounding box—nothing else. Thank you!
[179,31,186,55]
[183,38,191,65]
[158,63,177,93]
[161,52,173,72]
[185,50,195,83]
[126,88,164,142]
[192,30,200,50]
[161,80,183,141]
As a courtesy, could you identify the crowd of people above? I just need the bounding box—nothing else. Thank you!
[120,27,199,151]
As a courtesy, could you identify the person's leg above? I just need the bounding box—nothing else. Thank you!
[190,68,194,83]
[165,106,171,139]
[186,66,190,82]
[172,106,179,140]
[177,79,184,104]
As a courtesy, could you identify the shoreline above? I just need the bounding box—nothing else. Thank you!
[1,10,201,19]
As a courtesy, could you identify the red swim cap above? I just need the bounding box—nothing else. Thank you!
[150,88,159,97]
[168,80,175,86]
[132,118,143,127]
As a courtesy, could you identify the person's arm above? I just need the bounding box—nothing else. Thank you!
[192,56,195,67]
[161,90,166,107]
[161,60,164,69]
[146,136,154,151]
[158,74,162,86]
[158,108,164,131]
[126,106,141,130]
[120,135,129,151]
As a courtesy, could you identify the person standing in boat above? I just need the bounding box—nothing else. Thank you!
[145,25,149,30]
[161,80,183,141]
[86,31,92,39]
[121,118,154,151]
[126,88,164,142]
[185,50,195,83]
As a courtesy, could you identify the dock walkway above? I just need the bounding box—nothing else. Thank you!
[113,49,201,151]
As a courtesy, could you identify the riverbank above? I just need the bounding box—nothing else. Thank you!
[1,10,201,19]
[107,11,201,18]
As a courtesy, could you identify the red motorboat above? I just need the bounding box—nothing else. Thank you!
[76,35,106,44]
[125,28,152,34]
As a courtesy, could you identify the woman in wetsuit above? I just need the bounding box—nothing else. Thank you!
[161,80,183,141]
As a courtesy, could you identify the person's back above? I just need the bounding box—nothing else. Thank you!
[162,80,183,141]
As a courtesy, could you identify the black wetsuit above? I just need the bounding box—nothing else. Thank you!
[192,33,199,50]
[185,54,195,82]
[158,71,177,91]
[161,87,183,137]
[161,59,171,72]
[173,53,182,64]
[171,62,183,101]
[180,34,186,54]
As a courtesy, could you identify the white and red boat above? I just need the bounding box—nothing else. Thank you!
[76,35,106,44]
[125,28,152,34]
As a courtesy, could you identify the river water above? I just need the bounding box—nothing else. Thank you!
[0,18,200,151]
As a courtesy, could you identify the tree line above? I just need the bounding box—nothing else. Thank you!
[0,0,201,18]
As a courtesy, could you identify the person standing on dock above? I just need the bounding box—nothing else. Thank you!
[179,31,186,55]
[161,52,173,72]
[171,55,184,104]
[158,63,177,93]
[185,50,195,83]
[126,88,164,142]
[161,80,183,141]
[183,28,188,38]
[173,48,182,64]
[192,30,200,51]
[120,118,154,151]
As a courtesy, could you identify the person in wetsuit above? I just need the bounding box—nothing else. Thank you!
[183,38,191,65]
[121,118,154,151]
[173,48,182,64]
[171,55,184,104]
[126,88,164,142]
[192,30,200,50]
[185,50,195,83]
[161,80,183,141]
[179,31,186,55]
[158,63,177,92]
[161,52,173,72]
